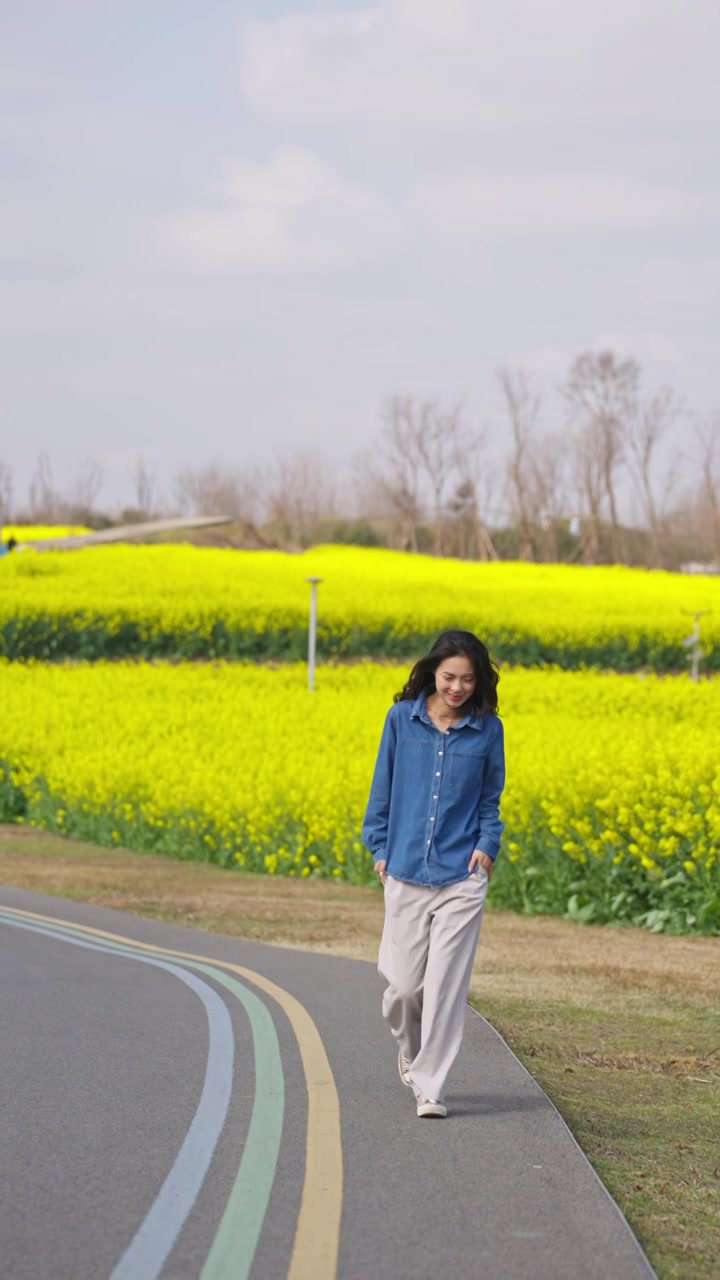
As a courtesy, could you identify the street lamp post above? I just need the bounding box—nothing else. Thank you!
[682,610,710,683]
[306,577,323,692]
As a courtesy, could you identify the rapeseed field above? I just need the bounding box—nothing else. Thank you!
[1,544,719,670]
[0,661,716,933]
[1,525,90,542]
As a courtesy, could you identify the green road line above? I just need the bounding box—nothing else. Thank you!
[189,959,284,1280]
[0,911,285,1280]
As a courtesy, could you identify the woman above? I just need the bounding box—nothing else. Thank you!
[362,629,505,1119]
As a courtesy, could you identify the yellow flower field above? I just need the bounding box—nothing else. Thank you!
[1,525,91,542]
[0,544,719,669]
[0,661,717,932]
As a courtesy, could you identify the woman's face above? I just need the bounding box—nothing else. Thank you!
[434,653,476,711]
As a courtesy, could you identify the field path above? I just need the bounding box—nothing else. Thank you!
[0,887,655,1280]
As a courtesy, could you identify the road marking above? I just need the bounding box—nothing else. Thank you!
[0,904,344,1280]
[1,911,286,1280]
[0,915,235,1280]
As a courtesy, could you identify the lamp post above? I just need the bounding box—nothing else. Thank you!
[682,610,710,683]
[306,577,323,692]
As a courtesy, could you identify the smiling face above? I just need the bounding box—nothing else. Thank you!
[433,652,477,712]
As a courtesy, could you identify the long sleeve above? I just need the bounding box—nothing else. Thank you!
[362,707,398,863]
[474,719,506,860]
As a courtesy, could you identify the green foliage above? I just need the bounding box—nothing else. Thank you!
[0,615,716,671]
[8,770,718,936]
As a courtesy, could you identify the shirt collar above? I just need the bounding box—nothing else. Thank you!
[410,688,485,732]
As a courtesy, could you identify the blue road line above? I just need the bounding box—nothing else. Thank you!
[1,915,235,1280]
[0,908,287,1280]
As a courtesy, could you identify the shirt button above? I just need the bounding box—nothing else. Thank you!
[433,794,438,800]
[435,771,440,777]
[438,750,443,755]
[427,839,431,844]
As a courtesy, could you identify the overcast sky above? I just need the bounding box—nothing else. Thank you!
[2,0,719,510]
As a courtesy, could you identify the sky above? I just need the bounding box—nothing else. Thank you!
[2,0,719,511]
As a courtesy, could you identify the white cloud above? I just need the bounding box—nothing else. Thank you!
[238,1,720,129]
[239,11,382,122]
[238,6,505,127]
[417,173,700,234]
[390,0,476,48]
[166,147,379,273]
[224,146,372,212]
[4,0,720,495]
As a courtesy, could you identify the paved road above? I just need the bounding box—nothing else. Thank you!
[0,887,655,1280]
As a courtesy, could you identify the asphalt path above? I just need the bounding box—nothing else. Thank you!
[0,886,656,1280]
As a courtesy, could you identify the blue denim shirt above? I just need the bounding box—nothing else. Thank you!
[362,690,505,888]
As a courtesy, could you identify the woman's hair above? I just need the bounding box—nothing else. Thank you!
[394,629,499,714]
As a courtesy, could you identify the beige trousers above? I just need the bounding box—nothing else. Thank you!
[378,870,489,1103]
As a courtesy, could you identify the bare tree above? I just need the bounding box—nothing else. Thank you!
[448,424,498,560]
[264,450,335,547]
[627,388,682,566]
[27,452,58,522]
[530,435,569,562]
[368,396,471,556]
[571,423,605,564]
[69,457,104,518]
[696,419,720,561]
[499,367,542,560]
[563,351,641,562]
[414,400,463,556]
[174,463,261,522]
[134,456,157,518]
[0,462,13,522]
[366,397,424,552]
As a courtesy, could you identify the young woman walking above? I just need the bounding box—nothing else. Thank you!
[362,630,505,1118]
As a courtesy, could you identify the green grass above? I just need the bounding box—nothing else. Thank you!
[481,998,719,1278]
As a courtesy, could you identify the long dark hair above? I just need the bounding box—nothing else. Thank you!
[394,630,499,715]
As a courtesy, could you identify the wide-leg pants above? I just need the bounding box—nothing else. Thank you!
[378,870,489,1103]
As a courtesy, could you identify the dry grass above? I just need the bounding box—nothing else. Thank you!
[2,826,716,993]
[1,826,718,1278]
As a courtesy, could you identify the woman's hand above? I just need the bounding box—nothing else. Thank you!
[374,859,388,886]
[468,849,494,878]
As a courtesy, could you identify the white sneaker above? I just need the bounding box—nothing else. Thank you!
[398,1050,413,1087]
[416,1095,447,1119]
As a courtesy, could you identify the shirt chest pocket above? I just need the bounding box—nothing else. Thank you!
[448,748,487,795]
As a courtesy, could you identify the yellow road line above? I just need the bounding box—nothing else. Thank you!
[1,904,343,1280]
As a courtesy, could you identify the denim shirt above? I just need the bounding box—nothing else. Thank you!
[362,690,505,888]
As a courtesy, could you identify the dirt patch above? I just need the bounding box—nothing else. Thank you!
[2,825,717,999]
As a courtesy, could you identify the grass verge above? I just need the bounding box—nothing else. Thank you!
[1,826,718,1278]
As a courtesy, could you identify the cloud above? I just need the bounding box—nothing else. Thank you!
[223,146,372,212]
[166,147,379,273]
[238,6,513,128]
[239,11,384,122]
[167,6,712,282]
[391,0,476,47]
[417,173,700,235]
[238,1,720,130]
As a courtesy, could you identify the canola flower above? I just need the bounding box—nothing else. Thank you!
[0,661,716,933]
[1,525,91,543]
[0,544,719,670]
